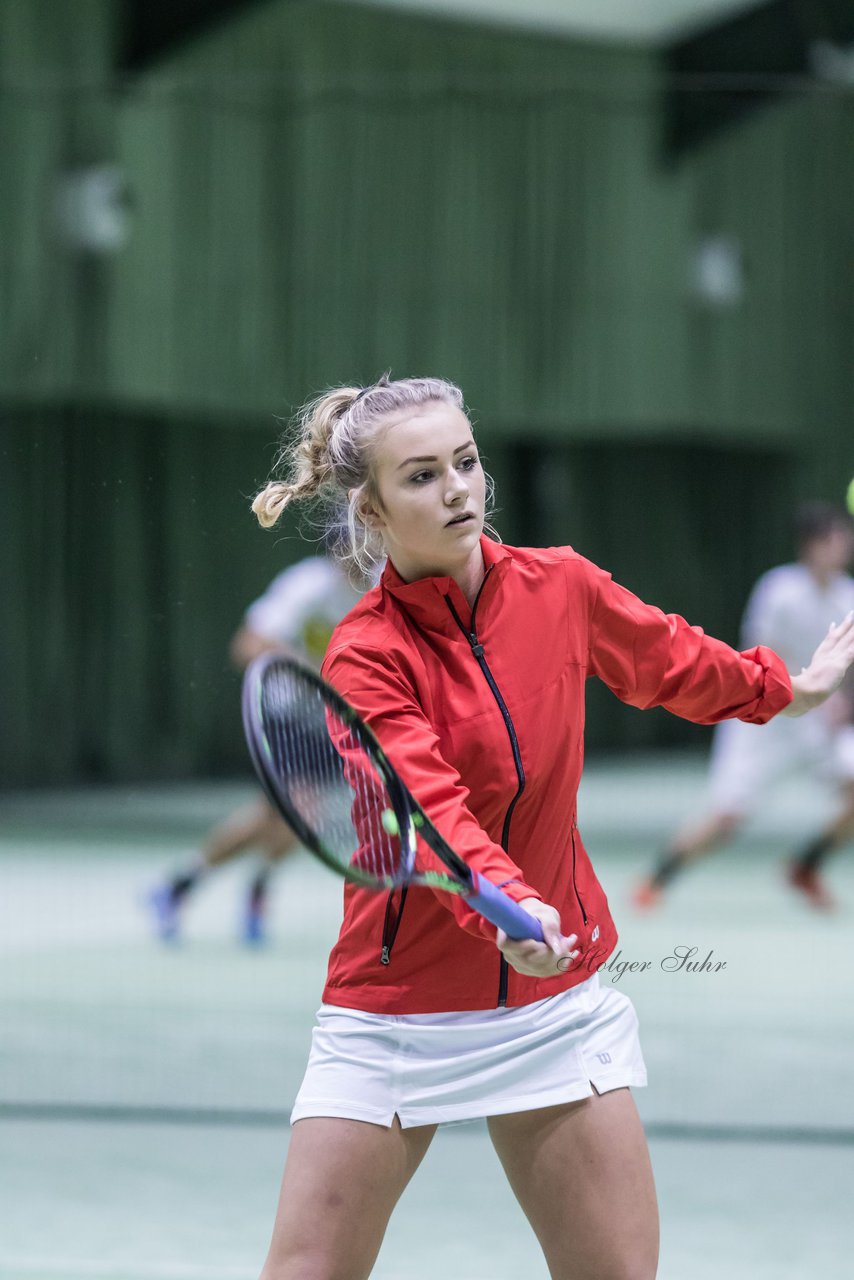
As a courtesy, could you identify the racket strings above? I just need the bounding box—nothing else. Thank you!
[261,667,406,887]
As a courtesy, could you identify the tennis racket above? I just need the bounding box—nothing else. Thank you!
[241,653,544,942]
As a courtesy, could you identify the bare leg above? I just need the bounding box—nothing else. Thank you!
[819,780,854,848]
[788,780,854,908]
[204,797,296,868]
[260,1116,436,1280]
[633,810,742,908]
[661,809,742,867]
[149,798,299,942]
[488,1090,658,1280]
[243,812,302,942]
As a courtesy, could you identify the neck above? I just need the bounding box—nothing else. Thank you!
[453,545,487,609]
[803,558,833,590]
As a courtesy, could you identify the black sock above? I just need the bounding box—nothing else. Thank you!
[169,868,202,902]
[794,834,834,874]
[248,867,271,913]
[650,852,685,890]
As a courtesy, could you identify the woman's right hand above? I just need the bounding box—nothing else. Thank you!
[496,898,579,978]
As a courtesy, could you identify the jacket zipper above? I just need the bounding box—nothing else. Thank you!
[445,572,526,1007]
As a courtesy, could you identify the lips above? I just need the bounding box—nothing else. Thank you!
[445,512,474,527]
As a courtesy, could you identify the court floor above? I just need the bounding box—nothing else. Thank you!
[2,753,853,1279]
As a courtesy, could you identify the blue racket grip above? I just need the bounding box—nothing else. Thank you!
[465,872,545,942]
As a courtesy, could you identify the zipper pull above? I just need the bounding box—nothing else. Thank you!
[380,945,391,966]
[470,635,485,657]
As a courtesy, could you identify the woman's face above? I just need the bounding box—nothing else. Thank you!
[364,402,486,582]
[807,525,854,576]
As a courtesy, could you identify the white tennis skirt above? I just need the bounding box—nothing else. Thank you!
[290,974,647,1129]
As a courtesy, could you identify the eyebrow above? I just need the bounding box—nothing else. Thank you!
[397,442,475,470]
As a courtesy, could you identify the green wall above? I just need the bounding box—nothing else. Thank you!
[101,7,854,451]
[1,404,301,784]
[4,1,852,446]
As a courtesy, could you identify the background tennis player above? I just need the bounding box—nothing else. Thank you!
[634,500,854,912]
[149,549,368,943]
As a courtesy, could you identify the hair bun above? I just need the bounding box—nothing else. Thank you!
[251,482,292,528]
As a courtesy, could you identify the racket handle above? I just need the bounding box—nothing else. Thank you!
[465,872,545,942]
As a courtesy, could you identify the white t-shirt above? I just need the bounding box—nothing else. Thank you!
[708,562,854,807]
[740,563,854,671]
[244,556,364,667]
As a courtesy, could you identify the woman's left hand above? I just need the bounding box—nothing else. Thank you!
[781,612,854,717]
[496,898,579,978]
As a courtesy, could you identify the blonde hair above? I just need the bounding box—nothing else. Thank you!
[252,374,494,574]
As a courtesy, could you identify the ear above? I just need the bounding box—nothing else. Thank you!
[362,503,385,531]
[351,488,385,531]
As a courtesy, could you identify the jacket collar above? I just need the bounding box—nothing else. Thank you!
[381,535,512,632]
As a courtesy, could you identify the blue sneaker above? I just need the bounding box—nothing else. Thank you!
[148,885,180,943]
[242,904,266,946]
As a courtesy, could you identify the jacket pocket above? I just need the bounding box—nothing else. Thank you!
[570,825,588,926]
[380,886,409,965]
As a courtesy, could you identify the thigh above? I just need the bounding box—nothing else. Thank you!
[829,777,854,838]
[262,813,301,861]
[487,1089,658,1280]
[260,1115,437,1280]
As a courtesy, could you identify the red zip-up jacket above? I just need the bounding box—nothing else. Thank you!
[320,537,792,1014]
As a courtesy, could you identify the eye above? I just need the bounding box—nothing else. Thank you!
[459,455,478,471]
[409,470,434,485]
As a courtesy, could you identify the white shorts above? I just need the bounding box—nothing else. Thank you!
[708,715,854,816]
[290,974,647,1129]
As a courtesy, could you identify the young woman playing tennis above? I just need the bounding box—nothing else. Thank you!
[250,376,854,1280]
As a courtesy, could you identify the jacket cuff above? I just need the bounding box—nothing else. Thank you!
[472,878,542,940]
[738,645,793,724]
[495,878,542,902]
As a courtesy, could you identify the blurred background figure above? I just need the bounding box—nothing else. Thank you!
[148,548,369,944]
[634,501,854,912]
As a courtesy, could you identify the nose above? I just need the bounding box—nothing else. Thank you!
[444,466,468,504]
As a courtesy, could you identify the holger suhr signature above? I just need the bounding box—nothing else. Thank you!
[597,946,727,983]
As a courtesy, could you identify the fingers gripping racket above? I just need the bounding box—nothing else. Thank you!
[241,653,544,942]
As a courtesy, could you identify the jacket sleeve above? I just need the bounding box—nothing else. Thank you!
[323,641,542,940]
[584,562,792,725]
